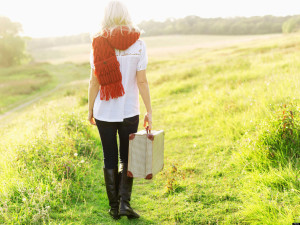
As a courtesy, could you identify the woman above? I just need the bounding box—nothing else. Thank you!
[87,0,152,220]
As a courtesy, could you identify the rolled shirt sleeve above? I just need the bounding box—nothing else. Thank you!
[90,49,95,70]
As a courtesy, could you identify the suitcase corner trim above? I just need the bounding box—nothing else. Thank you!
[127,170,133,177]
[129,133,135,140]
[145,173,153,180]
[147,134,154,141]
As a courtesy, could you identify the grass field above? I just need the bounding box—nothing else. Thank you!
[0,34,300,224]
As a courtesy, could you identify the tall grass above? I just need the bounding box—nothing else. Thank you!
[0,106,98,223]
[231,102,300,224]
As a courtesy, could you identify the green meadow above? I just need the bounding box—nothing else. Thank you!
[0,34,299,224]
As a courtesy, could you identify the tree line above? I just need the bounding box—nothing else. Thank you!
[139,15,300,36]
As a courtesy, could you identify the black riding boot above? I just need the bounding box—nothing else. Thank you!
[103,167,120,220]
[118,163,140,219]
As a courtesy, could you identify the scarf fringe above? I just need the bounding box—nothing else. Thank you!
[100,81,125,101]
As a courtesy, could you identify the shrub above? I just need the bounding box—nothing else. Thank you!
[282,16,300,33]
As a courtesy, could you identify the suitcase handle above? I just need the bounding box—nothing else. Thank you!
[145,125,151,134]
[145,126,154,141]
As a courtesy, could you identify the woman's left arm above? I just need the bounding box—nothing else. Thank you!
[88,68,99,125]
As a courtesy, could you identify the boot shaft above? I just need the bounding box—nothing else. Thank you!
[103,167,119,208]
[118,163,133,202]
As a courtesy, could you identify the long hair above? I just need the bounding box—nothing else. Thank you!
[97,0,140,38]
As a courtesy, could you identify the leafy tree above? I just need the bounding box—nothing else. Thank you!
[282,16,300,33]
[0,16,27,67]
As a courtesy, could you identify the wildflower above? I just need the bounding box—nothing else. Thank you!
[80,160,85,163]
[22,197,26,202]
[74,153,78,157]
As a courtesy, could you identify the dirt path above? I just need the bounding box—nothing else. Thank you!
[0,84,62,121]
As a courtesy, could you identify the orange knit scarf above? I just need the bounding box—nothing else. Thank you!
[92,26,140,101]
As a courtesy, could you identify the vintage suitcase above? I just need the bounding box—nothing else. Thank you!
[127,128,164,179]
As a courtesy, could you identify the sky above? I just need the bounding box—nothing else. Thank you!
[0,0,299,38]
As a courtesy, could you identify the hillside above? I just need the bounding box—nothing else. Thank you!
[0,34,300,224]
[0,63,89,115]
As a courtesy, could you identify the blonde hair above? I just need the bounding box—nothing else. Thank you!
[97,0,140,37]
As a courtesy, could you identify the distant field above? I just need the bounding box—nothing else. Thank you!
[29,34,283,64]
[0,63,89,115]
[0,65,54,114]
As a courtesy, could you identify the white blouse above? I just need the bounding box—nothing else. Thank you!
[90,39,148,122]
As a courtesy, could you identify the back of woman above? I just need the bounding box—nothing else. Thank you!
[90,38,148,121]
[87,0,152,221]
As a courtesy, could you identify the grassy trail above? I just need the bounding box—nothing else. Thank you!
[0,63,90,116]
[0,83,63,121]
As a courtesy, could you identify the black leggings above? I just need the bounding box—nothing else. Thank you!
[95,115,139,169]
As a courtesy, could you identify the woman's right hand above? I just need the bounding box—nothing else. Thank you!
[88,112,96,126]
[143,112,152,130]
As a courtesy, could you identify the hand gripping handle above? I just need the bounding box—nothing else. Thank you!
[145,125,151,134]
[145,126,154,141]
